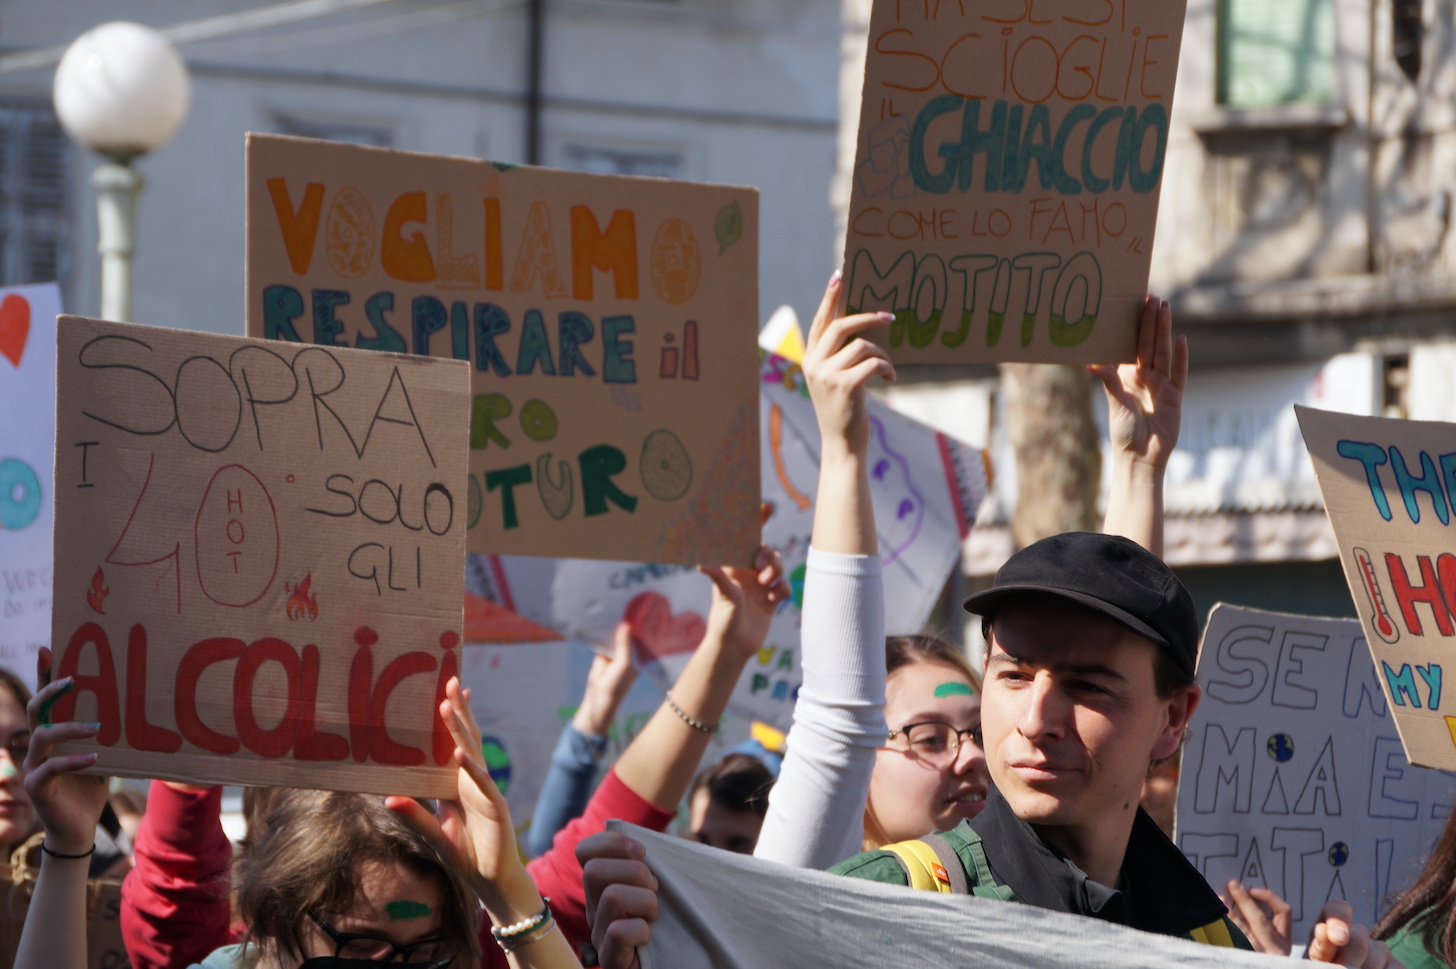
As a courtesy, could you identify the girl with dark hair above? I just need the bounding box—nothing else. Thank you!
[1374,807,1456,969]
[15,649,580,969]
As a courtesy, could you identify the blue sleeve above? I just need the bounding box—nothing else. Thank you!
[523,723,609,858]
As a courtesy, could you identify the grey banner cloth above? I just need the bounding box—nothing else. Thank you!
[612,822,1281,969]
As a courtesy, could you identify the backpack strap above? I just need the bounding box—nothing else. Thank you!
[1189,919,1237,948]
[919,833,969,895]
[880,838,957,894]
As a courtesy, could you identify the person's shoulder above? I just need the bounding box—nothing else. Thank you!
[1387,914,1453,969]
[193,943,256,969]
[828,848,910,885]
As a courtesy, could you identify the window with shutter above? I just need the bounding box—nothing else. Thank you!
[0,103,69,290]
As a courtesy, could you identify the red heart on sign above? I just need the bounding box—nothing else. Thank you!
[624,591,706,665]
[0,294,29,368]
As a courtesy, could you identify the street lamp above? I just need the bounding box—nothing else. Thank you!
[53,22,190,323]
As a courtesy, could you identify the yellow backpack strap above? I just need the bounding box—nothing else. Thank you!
[881,839,957,894]
[1189,919,1236,948]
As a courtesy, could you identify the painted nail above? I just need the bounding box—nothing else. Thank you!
[828,269,842,287]
[86,722,102,731]
[877,312,894,322]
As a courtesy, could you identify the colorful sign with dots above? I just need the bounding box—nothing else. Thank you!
[1176,603,1456,940]
[844,0,1187,364]
[246,134,761,566]
[0,284,63,690]
[50,315,469,797]
[468,350,992,730]
[1298,405,1456,771]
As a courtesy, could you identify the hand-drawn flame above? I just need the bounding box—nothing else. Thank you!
[286,573,318,622]
[86,567,109,615]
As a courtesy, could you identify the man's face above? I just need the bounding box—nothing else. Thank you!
[980,596,1198,834]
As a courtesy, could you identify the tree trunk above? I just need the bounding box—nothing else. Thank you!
[1001,363,1102,549]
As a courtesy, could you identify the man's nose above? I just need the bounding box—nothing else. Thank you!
[1017,674,1068,741]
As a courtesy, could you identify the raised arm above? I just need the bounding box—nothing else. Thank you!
[15,649,110,969]
[1092,295,1188,557]
[754,271,895,868]
[524,622,637,858]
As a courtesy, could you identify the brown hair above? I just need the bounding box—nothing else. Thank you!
[1374,808,1456,962]
[0,667,32,710]
[691,752,774,818]
[887,635,981,692]
[233,789,479,965]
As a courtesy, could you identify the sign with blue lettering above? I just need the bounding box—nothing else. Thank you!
[1176,603,1456,940]
[843,0,1188,363]
[1298,405,1456,771]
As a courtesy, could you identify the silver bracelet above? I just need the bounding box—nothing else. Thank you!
[665,691,718,734]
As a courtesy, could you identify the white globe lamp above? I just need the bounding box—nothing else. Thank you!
[53,22,191,321]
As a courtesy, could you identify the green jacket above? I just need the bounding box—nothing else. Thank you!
[1386,909,1452,969]
[830,794,1252,951]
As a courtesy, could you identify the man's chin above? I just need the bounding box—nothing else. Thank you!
[998,785,1074,825]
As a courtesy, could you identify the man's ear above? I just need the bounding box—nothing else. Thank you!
[1152,683,1201,762]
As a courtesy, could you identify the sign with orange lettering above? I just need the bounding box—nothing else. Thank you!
[1298,405,1456,771]
[246,135,761,566]
[845,0,1187,363]
[51,315,469,797]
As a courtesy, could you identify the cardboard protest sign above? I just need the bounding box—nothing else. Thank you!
[467,351,991,729]
[1176,604,1456,938]
[246,134,761,566]
[844,0,1187,364]
[0,284,63,689]
[50,316,468,797]
[1298,405,1456,771]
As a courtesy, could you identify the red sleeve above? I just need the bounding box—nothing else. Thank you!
[121,783,237,969]
[499,767,674,962]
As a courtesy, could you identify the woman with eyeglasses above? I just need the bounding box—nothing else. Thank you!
[15,651,580,969]
[751,276,1181,870]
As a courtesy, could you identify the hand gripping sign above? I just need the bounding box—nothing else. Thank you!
[51,316,469,797]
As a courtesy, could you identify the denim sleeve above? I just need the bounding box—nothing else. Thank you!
[524,722,609,858]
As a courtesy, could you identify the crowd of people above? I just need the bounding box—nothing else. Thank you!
[2,279,1453,968]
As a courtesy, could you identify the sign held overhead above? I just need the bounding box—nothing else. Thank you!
[844,0,1188,363]
[51,316,469,797]
[246,134,761,567]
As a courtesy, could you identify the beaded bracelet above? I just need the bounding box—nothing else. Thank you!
[491,902,555,952]
[665,692,718,734]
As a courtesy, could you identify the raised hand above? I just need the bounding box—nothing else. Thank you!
[574,621,641,738]
[1088,294,1188,472]
[700,511,791,660]
[24,648,107,857]
[803,271,895,460]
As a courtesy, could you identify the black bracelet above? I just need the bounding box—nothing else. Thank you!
[40,842,96,859]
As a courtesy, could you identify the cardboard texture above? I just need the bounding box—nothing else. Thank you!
[246,134,761,566]
[844,0,1187,364]
[51,316,468,797]
[1176,603,1456,939]
[0,284,64,690]
[1297,405,1456,772]
[466,350,992,730]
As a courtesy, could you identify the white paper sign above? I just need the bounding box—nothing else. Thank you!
[1176,603,1456,938]
[0,284,63,689]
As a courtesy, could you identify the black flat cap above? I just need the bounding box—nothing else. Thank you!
[962,532,1198,676]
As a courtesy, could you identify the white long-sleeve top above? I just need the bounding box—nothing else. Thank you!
[753,547,887,869]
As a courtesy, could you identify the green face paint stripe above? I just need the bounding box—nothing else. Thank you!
[37,680,74,725]
[0,764,15,778]
[385,900,433,920]
[933,682,974,698]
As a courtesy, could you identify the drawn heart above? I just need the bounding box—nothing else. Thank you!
[624,591,705,665]
[0,294,29,368]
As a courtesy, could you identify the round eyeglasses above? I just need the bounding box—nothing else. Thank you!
[884,720,984,771]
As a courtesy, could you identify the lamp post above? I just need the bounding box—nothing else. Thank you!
[53,22,190,323]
